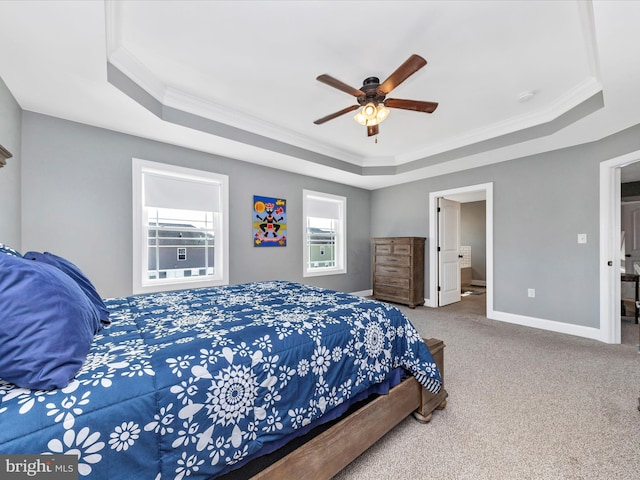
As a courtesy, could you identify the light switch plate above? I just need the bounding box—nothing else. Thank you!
[578,233,587,244]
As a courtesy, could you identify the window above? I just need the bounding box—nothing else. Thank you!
[133,159,229,293]
[303,190,346,277]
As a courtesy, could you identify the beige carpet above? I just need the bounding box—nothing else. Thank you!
[333,294,640,479]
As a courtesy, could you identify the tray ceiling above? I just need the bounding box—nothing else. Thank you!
[1,1,639,188]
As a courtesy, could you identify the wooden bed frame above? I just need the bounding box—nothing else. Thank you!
[251,337,448,480]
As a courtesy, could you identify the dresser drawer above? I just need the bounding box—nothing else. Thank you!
[375,244,411,256]
[375,265,410,277]
[392,244,411,255]
[375,275,410,289]
[375,255,410,267]
[374,284,410,301]
[375,244,393,255]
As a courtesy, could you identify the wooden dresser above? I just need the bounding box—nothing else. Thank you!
[372,237,426,308]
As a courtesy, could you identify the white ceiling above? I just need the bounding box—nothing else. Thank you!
[1,1,640,189]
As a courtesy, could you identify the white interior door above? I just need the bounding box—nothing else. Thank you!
[438,197,461,306]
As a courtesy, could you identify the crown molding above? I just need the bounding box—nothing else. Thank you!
[108,46,365,167]
[104,0,603,175]
[398,76,602,165]
[397,1,602,165]
[161,87,364,165]
[105,2,363,167]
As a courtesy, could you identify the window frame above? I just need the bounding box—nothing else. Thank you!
[132,158,229,294]
[302,189,347,277]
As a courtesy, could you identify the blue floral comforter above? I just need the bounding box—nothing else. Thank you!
[0,281,442,479]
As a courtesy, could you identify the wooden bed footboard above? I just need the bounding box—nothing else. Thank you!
[414,337,448,423]
[251,338,447,480]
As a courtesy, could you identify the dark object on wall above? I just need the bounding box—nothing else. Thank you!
[0,144,12,167]
[621,181,640,198]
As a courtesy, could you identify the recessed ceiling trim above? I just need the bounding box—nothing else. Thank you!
[162,86,364,166]
[109,41,603,176]
[109,45,365,167]
[103,0,605,180]
[104,1,365,167]
[577,0,601,80]
[108,55,605,180]
[396,0,603,166]
[104,0,121,57]
[397,76,603,165]
[108,46,167,104]
[106,62,364,176]
[394,89,605,174]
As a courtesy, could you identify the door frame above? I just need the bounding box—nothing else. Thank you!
[427,182,494,314]
[600,149,640,344]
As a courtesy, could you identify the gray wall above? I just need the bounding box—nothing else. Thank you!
[461,201,486,282]
[0,77,22,247]
[372,123,640,329]
[21,112,372,298]
[17,102,640,330]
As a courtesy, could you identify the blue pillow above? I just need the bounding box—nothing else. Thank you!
[24,251,109,326]
[0,244,21,257]
[0,255,100,390]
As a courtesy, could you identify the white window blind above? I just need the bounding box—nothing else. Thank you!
[305,195,342,220]
[144,173,220,212]
[133,158,229,294]
[303,190,346,277]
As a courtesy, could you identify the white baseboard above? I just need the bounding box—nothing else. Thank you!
[351,289,373,297]
[488,309,606,342]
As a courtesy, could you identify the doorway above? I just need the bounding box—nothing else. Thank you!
[427,183,493,316]
[600,149,640,345]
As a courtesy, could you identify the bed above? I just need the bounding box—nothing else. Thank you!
[0,247,447,479]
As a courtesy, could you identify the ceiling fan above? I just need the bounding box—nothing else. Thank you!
[313,54,438,137]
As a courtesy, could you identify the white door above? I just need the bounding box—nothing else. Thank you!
[438,198,461,306]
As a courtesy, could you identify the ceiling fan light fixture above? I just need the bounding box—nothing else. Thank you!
[362,102,377,120]
[354,102,389,127]
[376,105,390,123]
[314,54,437,134]
[354,111,367,126]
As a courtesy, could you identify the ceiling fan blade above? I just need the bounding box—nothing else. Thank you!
[384,98,439,113]
[377,54,427,95]
[367,124,379,137]
[316,74,365,97]
[313,104,360,125]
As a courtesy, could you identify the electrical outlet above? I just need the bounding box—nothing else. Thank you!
[528,288,535,298]
[578,233,587,244]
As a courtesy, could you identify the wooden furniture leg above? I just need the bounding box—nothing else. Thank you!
[414,338,448,422]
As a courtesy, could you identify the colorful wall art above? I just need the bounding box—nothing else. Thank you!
[253,195,286,247]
